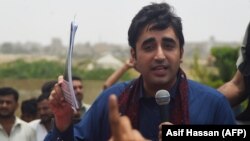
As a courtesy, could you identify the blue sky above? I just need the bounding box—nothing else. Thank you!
[1,0,250,46]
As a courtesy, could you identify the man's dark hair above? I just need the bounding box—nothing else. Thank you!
[128,2,184,49]
[37,92,51,103]
[41,80,57,94]
[0,87,19,102]
[39,80,57,103]
[72,75,82,81]
[21,98,37,115]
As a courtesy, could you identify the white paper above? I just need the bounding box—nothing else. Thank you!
[62,21,79,111]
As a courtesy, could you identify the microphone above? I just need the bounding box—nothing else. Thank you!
[155,89,171,122]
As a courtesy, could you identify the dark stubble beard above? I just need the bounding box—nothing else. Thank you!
[0,114,15,120]
[41,115,54,124]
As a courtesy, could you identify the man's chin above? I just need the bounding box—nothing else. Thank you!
[0,114,12,119]
[40,117,52,123]
[151,77,169,84]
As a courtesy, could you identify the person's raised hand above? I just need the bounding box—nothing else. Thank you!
[49,75,74,132]
[108,94,147,141]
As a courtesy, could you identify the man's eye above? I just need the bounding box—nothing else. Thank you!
[163,43,175,49]
[142,44,154,51]
[74,86,82,89]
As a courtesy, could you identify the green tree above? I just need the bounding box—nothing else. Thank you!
[211,46,239,82]
[0,59,64,79]
[190,50,223,88]
[0,59,134,80]
[190,46,239,88]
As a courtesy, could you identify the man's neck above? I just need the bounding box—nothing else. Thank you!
[143,80,177,97]
[0,116,15,136]
[41,119,52,132]
[0,115,15,124]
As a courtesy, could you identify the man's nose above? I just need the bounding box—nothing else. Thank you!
[0,101,9,107]
[155,46,165,60]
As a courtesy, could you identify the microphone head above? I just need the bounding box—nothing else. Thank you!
[155,89,170,106]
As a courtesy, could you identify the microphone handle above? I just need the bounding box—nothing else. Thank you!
[160,104,170,122]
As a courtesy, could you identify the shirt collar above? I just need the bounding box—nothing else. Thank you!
[137,75,180,100]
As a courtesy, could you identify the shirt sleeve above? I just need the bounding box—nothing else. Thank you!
[214,95,236,124]
[44,124,74,141]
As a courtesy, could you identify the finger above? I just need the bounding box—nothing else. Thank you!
[49,83,64,108]
[109,95,120,133]
[49,88,61,109]
[119,116,133,133]
[159,122,173,141]
[109,94,134,140]
[108,137,114,141]
[54,83,64,100]
[158,130,162,141]
[131,129,146,141]
[58,75,64,84]
[49,90,57,104]
[159,122,173,128]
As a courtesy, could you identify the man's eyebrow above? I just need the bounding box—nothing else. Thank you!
[142,38,155,46]
[162,37,176,44]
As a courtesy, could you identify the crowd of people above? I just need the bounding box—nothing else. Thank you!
[0,75,90,141]
[0,2,249,141]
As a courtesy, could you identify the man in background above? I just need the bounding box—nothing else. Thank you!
[29,80,57,141]
[0,87,35,141]
[72,75,90,119]
[20,98,37,122]
[218,21,250,124]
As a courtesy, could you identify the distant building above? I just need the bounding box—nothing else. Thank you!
[95,54,123,70]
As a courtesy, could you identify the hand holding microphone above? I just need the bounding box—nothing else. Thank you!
[155,90,173,141]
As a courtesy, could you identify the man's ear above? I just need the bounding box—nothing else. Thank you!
[180,47,184,63]
[130,48,136,61]
[130,48,138,70]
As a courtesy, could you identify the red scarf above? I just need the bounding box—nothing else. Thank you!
[118,68,189,128]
